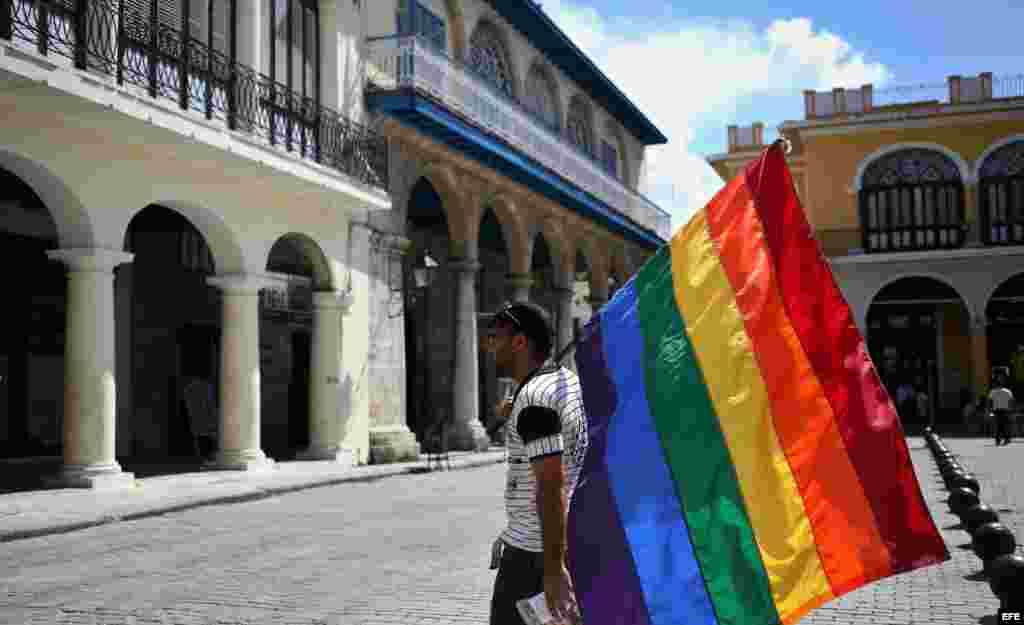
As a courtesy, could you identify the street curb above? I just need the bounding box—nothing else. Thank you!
[0,453,506,544]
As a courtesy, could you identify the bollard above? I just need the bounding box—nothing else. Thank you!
[988,554,1024,612]
[972,522,1017,564]
[948,473,981,495]
[948,487,980,515]
[961,503,999,534]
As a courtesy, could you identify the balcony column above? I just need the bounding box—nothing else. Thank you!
[970,316,991,398]
[45,249,135,490]
[450,258,491,451]
[506,272,534,303]
[206,275,274,471]
[298,290,354,464]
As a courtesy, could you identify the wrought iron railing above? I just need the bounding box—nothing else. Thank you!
[365,34,672,241]
[1,0,388,191]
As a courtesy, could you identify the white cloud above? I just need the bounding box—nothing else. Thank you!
[541,2,892,229]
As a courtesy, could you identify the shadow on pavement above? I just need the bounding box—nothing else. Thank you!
[0,455,213,495]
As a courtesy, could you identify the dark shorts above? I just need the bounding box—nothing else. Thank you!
[490,542,545,625]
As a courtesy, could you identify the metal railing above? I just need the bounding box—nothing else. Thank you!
[807,74,1024,119]
[1,0,388,191]
[365,34,671,240]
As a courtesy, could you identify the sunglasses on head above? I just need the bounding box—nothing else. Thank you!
[494,305,524,333]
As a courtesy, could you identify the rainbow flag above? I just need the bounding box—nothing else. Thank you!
[567,142,948,625]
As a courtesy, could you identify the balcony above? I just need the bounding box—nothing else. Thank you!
[1,0,388,191]
[364,34,671,243]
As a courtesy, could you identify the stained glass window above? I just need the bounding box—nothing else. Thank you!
[566,96,592,155]
[469,22,513,97]
[524,65,559,131]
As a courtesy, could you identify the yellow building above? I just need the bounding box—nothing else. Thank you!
[708,73,1024,431]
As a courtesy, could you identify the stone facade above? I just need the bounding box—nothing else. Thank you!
[0,0,668,486]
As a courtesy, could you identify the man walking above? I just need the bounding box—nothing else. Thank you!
[988,373,1015,446]
[486,301,587,625]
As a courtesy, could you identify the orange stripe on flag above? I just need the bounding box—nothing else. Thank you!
[704,171,894,598]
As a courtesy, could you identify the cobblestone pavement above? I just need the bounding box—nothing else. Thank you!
[2,438,1020,625]
[2,464,508,625]
[801,437,1022,625]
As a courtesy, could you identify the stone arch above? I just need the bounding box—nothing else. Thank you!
[984,271,1024,318]
[417,163,468,255]
[485,195,530,275]
[119,200,246,276]
[0,148,95,248]
[535,218,572,288]
[264,232,335,292]
[866,274,971,427]
[524,59,563,133]
[975,134,1024,178]
[853,142,973,192]
[467,17,519,99]
[867,272,969,314]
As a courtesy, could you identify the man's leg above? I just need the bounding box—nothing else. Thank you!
[490,544,545,625]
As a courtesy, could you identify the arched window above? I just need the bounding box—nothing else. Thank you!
[859,148,965,252]
[979,141,1024,246]
[469,22,513,97]
[566,95,593,156]
[524,64,560,132]
[600,121,626,181]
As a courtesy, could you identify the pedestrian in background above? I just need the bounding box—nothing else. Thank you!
[988,374,1015,446]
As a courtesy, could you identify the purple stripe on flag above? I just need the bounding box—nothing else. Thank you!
[569,316,653,625]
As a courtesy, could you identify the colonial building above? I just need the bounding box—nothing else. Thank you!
[707,72,1024,431]
[0,0,669,488]
[360,0,669,457]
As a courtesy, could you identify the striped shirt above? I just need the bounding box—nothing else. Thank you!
[500,363,588,553]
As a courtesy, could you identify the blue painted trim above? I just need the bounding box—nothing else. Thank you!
[366,91,666,249]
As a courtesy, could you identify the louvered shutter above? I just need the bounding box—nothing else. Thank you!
[157,0,182,31]
[211,0,228,55]
[122,0,152,42]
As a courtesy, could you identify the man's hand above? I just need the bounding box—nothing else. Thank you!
[543,561,578,623]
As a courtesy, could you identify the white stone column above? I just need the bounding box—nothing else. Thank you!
[298,290,354,464]
[450,259,490,451]
[554,286,575,367]
[46,248,135,489]
[206,275,274,471]
[506,273,534,303]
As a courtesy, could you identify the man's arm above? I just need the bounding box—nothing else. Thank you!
[531,454,573,621]
[518,405,575,620]
[531,454,566,571]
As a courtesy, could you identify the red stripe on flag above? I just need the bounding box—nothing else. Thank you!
[741,145,948,573]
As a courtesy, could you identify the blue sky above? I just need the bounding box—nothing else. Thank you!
[541,0,1024,227]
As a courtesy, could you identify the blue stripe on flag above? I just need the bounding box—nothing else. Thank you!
[601,282,719,625]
